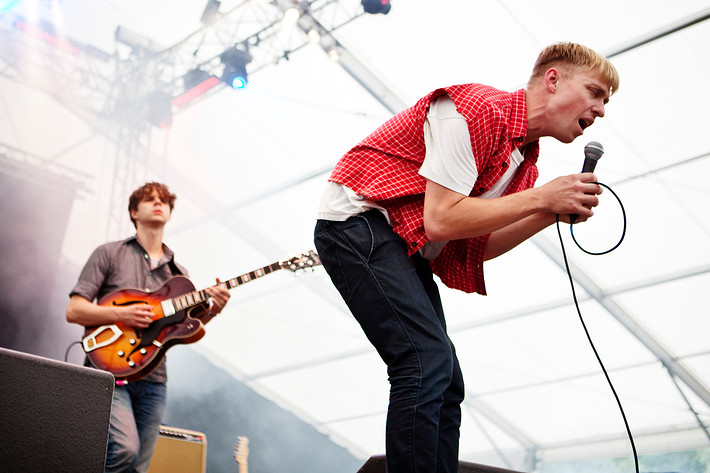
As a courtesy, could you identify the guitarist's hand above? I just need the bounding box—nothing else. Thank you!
[205,278,230,316]
[118,304,156,329]
[67,294,154,329]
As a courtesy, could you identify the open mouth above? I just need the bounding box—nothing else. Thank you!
[578,119,590,130]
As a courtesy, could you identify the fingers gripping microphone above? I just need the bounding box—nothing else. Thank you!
[582,141,604,173]
[571,141,604,223]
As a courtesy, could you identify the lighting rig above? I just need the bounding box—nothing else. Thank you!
[0,0,396,236]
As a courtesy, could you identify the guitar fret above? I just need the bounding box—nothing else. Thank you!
[200,254,317,293]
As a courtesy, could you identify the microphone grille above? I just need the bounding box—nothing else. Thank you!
[585,141,604,159]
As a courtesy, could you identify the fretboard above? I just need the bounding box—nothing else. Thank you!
[170,261,283,312]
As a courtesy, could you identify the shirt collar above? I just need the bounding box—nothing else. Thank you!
[508,88,528,144]
[126,234,174,263]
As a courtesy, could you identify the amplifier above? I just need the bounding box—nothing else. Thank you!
[146,425,207,473]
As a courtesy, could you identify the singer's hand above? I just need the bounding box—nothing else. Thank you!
[537,173,602,222]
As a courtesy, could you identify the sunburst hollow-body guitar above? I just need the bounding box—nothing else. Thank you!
[81,251,320,382]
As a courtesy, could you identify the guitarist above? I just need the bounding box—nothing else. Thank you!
[66,182,230,473]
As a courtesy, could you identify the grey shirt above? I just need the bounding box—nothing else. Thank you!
[70,235,188,383]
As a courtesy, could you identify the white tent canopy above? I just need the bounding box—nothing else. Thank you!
[1,1,709,471]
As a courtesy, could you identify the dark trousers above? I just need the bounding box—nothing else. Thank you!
[314,210,465,473]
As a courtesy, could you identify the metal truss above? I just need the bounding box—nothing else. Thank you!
[0,1,377,124]
[0,141,92,196]
[0,0,386,238]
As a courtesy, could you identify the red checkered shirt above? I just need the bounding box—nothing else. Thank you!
[329,84,540,294]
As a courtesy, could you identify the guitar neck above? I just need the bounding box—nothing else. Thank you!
[170,261,282,312]
[235,436,249,473]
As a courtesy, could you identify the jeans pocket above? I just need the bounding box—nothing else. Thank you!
[341,214,375,262]
[314,216,376,301]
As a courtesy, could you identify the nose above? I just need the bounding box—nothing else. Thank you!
[593,101,606,118]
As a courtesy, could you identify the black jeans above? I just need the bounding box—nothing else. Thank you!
[314,210,465,473]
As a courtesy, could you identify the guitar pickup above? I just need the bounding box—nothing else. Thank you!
[161,300,176,317]
[82,325,123,352]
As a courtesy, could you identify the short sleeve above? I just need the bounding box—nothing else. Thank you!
[419,94,478,195]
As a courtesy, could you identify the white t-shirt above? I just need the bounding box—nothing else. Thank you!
[316,94,523,259]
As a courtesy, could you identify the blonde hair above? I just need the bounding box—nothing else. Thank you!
[529,42,619,95]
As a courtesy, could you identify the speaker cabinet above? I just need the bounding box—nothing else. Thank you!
[0,347,114,473]
[357,454,526,473]
[146,425,207,473]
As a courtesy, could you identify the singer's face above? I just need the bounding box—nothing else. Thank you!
[549,68,610,143]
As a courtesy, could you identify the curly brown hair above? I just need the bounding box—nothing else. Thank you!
[128,182,177,228]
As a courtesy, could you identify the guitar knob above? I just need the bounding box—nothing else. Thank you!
[129,339,136,345]
[140,348,147,355]
[117,351,125,357]
[128,361,135,367]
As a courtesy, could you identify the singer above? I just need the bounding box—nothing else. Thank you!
[314,42,619,473]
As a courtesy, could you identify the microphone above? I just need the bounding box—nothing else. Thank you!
[582,141,604,173]
[571,141,604,223]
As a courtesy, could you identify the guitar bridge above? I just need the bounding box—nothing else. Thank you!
[82,325,123,352]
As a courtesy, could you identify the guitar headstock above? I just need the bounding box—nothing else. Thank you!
[281,250,322,272]
[234,436,249,465]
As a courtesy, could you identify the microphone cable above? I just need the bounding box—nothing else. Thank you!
[555,180,638,473]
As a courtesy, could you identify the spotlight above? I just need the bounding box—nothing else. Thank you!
[220,47,252,89]
[361,0,391,15]
[307,29,321,44]
[283,7,300,24]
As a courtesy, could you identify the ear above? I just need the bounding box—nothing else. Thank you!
[545,67,560,93]
[130,208,138,221]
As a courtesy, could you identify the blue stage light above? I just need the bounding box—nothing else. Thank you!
[231,75,247,89]
[220,47,251,90]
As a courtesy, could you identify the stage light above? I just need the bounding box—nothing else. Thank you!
[0,0,22,13]
[307,29,321,44]
[283,7,300,24]
[361,0,391,15]
[328,48,340,62]
[220,47,252,89]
